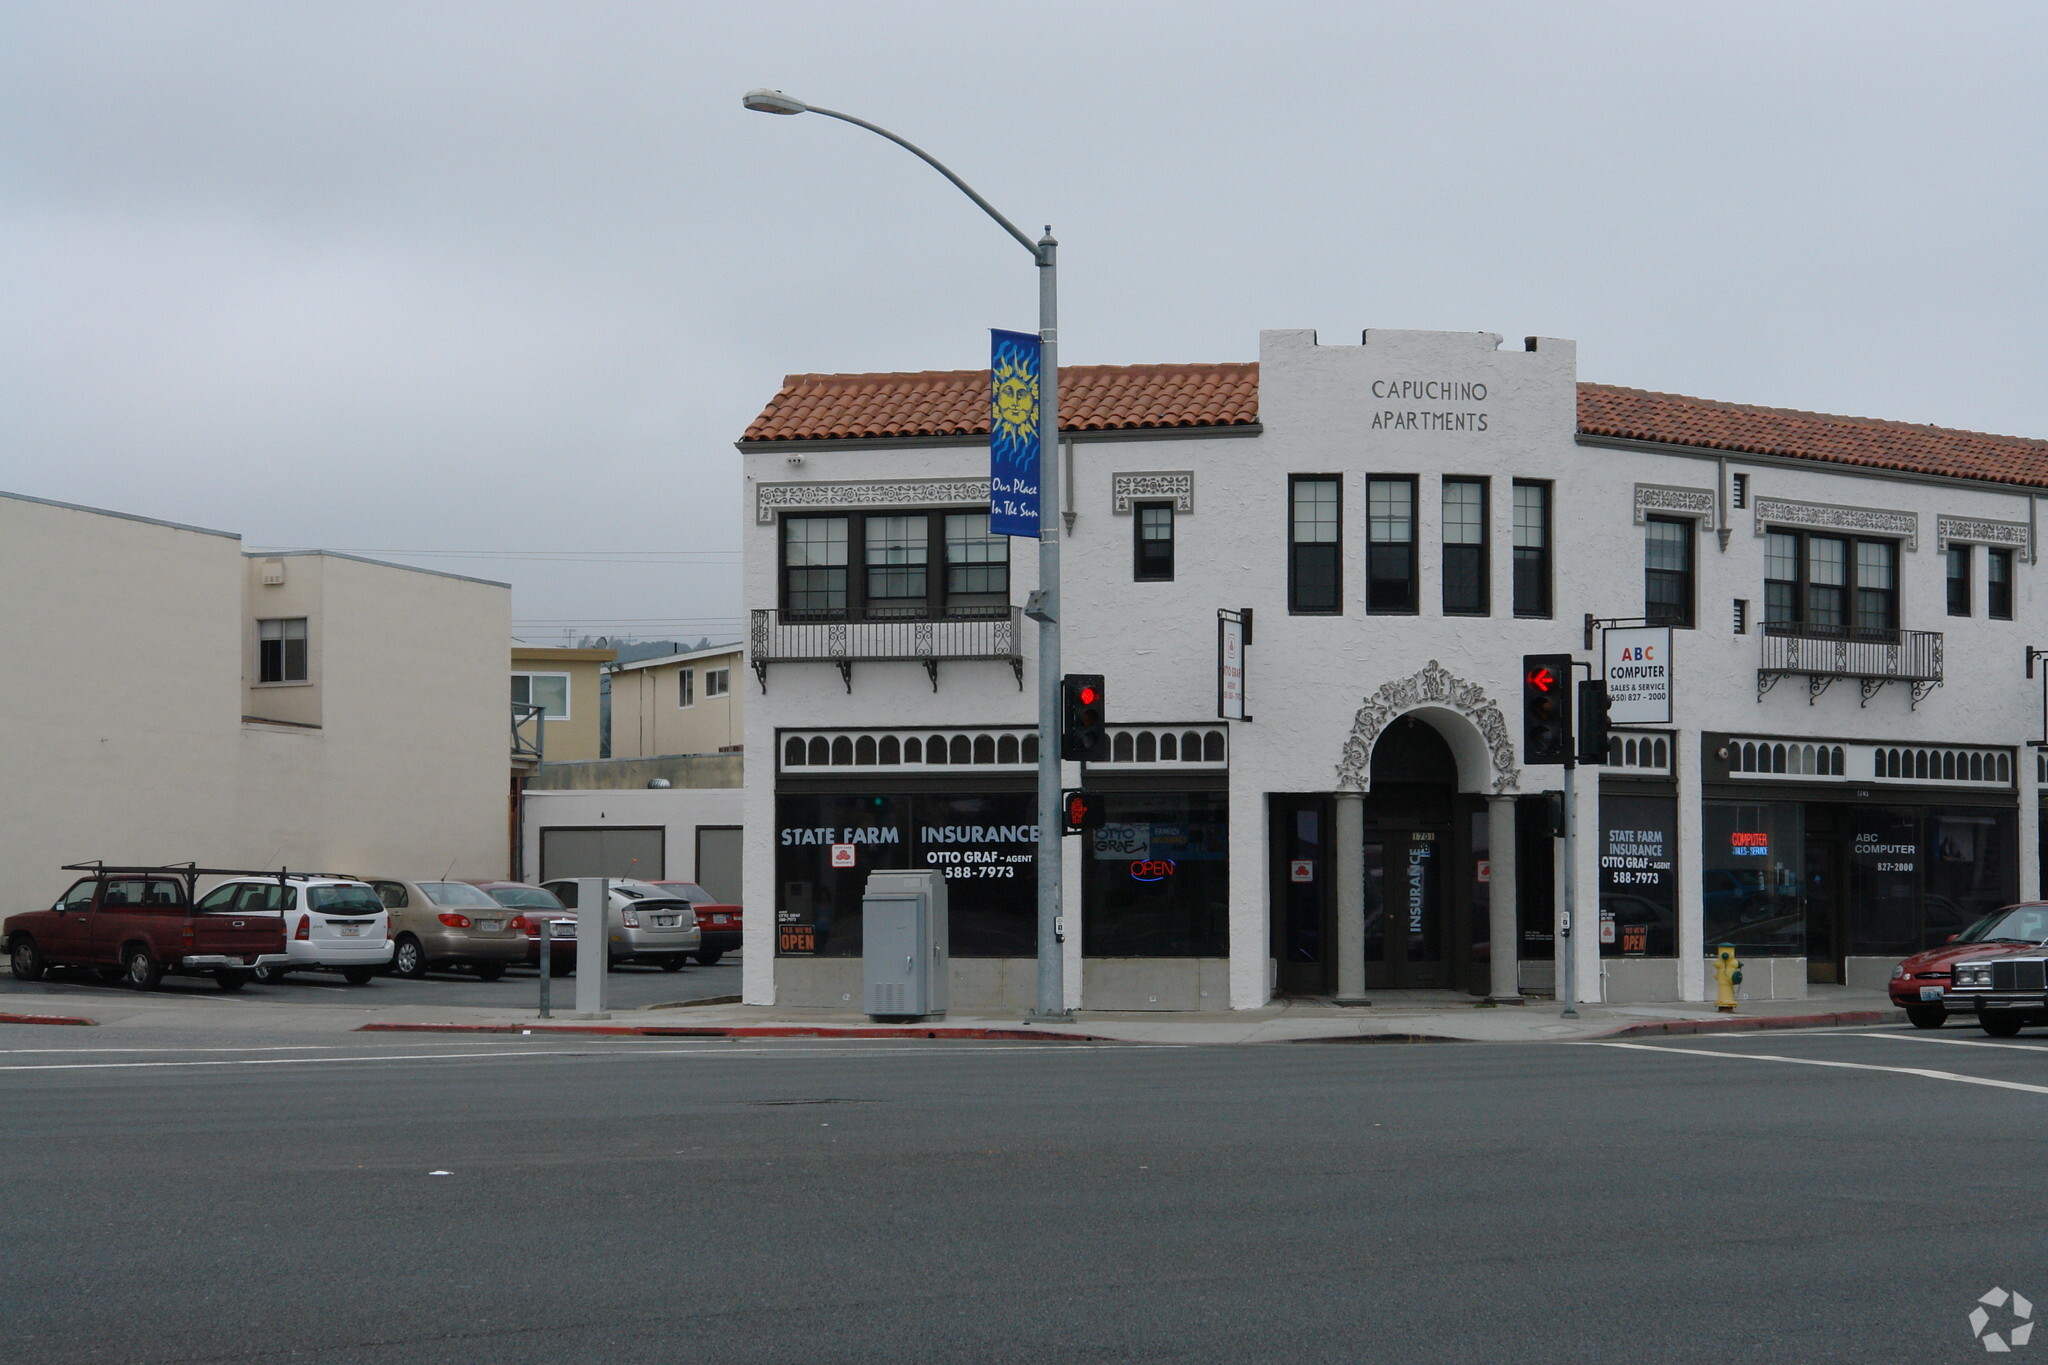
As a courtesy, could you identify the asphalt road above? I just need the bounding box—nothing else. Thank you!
[5,1023,2046,1363]
[0,955,741,1011]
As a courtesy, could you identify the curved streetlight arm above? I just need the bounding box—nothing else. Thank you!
[801,104,1041,258]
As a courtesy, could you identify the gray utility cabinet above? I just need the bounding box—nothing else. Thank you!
[862,870,949,1020]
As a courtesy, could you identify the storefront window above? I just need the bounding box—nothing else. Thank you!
[1599,795,1676,958]
[1703,802,1805,956]
[1083,792,1229,957]
[1847,810,1918,958]
[1923,809,2016,948]
[774,791,1035,958]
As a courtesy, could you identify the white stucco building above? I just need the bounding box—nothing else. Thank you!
[0,489,514,909]
[735,328,2045,1011]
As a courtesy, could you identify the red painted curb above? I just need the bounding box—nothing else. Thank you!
[357,1022,1107,1043]
[0,1012,97,1027]
[1601,1009,1901,1039]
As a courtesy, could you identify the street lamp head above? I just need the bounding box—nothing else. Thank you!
[742,88,809,116]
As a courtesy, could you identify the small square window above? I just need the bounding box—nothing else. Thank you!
[258,617,308,683]
[511,672,569,719]
[705,668,731,698]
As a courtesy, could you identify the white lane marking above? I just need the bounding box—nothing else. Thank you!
[0,1045,333,1055]
[1590,1040,2048,1095]
[0,1042,1140,1073]
[1850,1031,2048,1054]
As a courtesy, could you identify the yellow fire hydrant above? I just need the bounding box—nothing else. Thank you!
[1712,943,1743,1013]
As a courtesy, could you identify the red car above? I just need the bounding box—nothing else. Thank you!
[647,881,740,965]
[1889,902,2048,1028]
[467,880,578,975]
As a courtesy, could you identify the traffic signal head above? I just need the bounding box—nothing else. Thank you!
[1061,674,1107,761]
[1576,679,1613,766]
[1522,653,1573,765]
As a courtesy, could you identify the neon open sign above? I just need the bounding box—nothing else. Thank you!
[1129,859,1177,882]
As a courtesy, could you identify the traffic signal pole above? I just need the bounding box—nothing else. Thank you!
[1559,759,1578,1020]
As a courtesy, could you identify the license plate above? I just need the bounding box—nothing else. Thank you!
[338,925,361,938]
[1920,986,1944,1001]
[712,915,729,925]
[478,919,501,931]
[655,915,676,928]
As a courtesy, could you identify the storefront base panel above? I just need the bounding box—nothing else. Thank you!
[1082,959,1232,1011]
[774,958,862,1009]
[1728,956,1807,1001]
[1602,958,1680,1003]
[1518,961,1555,995]
[774,958,1043,1012]
[1844,956,1905,992]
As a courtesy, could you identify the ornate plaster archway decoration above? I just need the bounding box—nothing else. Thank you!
[1335,659,1522,795]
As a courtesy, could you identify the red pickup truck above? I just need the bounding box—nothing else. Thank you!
[6,864,292,991]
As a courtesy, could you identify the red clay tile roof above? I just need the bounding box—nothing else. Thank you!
[1578,383,2048,489]
[741,362,2048,489]
[741,363,1259,442]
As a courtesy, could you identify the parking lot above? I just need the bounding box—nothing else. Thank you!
[0,954,741,1012]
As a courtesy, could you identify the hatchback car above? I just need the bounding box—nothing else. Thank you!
[468,880,578,974]
[647,880,741,965]
[541,878,702,970]
[1888,902,2048,1028]
[195,876,392,985]
[366,878,529,980]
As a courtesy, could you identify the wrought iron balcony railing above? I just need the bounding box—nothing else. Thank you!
[1757,621,1943,708]
[750,607,1023,692]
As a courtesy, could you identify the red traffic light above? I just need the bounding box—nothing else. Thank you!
[1078,685,1098,706]
[1525,666,1557,693]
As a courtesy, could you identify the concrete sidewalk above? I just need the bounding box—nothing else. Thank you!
[0,983,1908,1044]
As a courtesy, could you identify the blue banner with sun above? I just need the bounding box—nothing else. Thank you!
[988,328,1042,537]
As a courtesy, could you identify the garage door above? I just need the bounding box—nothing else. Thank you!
[695,826,742,904]
[539,826,665,882]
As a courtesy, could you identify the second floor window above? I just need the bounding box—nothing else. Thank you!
[1990,549,2014,620]
[678,668,694,707]
[258,617,308,683]
[1442,477,1488,615]
[1764,530,1898,636]
[780,511,1007,620]
[1512,481,1552,618]
[511,672,568,719]
[1947,546,1972,616]
[1644,516,1695,629]
[705,667,731,698]
[1366,477,1417,614]
[1289,476,1341,614]
[1134,502,1174,581]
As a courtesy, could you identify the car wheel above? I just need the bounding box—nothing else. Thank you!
[341,967,376,986]
[9,937,44,982]
[474,963,507,983]
[214,969,251,992]
[660,957,686,972]
[253,964,289,985]
[1981,1013,2026,1038]
[124,947,165,991]
[1905,1005,1946,1030]
[693,950,724,967]
[389,936,427,979]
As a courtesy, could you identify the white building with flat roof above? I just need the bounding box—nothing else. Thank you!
[735,328,2045,1012]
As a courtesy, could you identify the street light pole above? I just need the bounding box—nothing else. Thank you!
[744,90,1072,1021]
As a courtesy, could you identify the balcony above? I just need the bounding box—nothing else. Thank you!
[1757,622,1943,708]
[750,607,1024,692]
[512,701,546,765]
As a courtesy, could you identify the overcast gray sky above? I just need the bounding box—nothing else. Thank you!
[5,2,2043,642]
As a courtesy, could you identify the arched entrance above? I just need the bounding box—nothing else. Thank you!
[1359,715,1461,990]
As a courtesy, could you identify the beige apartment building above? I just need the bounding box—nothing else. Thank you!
[608,643,745,758]
[0,489,513,912]
[510,645,614,763]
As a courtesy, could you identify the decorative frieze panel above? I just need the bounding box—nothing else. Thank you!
[1753,497,1918,551]
[1633,484,1716,528]
[1111,472,1195,514]
[1335,660,1520,795]
[756,479,990,524]
[1935,514,2030,554]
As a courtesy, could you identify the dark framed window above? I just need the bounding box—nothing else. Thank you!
[1644,515,1695,629]
[1512,480,1551,618]
[1082,790,1228,957]
[1441,477,1488,615]
[257,617,308,683]
[1289,475,1341,614]
[1360,476,1414,614]
[1134,502,1174,581]
[1947,545,1972,617]
[780,511,1008,620]
[1989,548,2014,620]
[1763,529,1898,637]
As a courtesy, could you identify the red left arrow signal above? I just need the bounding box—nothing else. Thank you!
[1526,666,1557,692]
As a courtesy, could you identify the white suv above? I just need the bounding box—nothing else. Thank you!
[194,876,392,985]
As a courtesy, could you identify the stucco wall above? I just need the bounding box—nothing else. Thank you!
[610,648,745,758]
